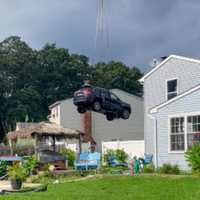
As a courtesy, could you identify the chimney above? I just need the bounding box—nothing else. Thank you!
[82,111,92,142]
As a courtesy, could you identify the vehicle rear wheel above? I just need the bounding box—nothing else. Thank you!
[106,113,114,121]
[93,101,101,112]
[122,109,130,119]
[77,107,86,114]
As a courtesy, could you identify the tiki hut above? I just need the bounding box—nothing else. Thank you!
[7,122,84,153]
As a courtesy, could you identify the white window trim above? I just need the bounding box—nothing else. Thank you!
[168,112,200,154]
[166,78,178,101]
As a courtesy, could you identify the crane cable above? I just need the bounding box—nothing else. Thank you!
[95,0,110,62]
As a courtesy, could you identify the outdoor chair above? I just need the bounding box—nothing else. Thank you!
[139,154,153,166]
[107,155,128,167]
[74,152,101,171]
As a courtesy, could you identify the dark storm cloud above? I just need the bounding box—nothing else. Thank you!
[0,0,200,71]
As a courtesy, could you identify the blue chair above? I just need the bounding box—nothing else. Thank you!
[74,152,101,171]
[107,155,128,167]
[139,154,153,166]
[144,154,153,164]
[87,152,101,170]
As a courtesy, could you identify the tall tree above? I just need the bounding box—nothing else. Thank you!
[0,36,143,141]
[93,61,143,95]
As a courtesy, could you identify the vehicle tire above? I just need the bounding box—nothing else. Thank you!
[106,113,114,121]
[77,107,86,114]
[93,101,101,112]
[122,109,130,119]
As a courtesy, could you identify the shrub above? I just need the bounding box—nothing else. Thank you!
[8,163,26,181]
[104,149,128,164]
[61,148,76,167]
[22,156,38,176]
[103,149,116,163]
[115,149,128,163]
[185,143,200,174]
[0,161,8,176]
[158,163,180,175]
[142,164,155,173]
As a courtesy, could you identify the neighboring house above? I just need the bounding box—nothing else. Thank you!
[9,122,85,153]
[140,55,200,170]
[49,89,144,156]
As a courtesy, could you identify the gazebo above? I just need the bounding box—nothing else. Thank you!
[7,122,84,153]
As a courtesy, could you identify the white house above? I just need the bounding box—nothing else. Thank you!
[140,55,200,170]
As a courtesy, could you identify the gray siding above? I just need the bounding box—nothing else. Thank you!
[60,99,82,131]
[154,88,200,170]
[92,89,144,151]
[144,57,200,155]
[57,89,144,152]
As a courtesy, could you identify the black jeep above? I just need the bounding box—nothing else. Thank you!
[73,85,131,121]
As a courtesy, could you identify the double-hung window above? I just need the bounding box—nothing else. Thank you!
[187,115,200,149]
[167,79,178,100]
[169,114,200,152]
[170,117,185,151]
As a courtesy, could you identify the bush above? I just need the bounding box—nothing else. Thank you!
[0,161,8,176]
[103,149,116,163]
[8,163,26,181]
[142,164,155,173]
[104,149,128,165]
[158,163,180,175]
[185,143,200,174]
[115,149,128,163]
[22,156,38,176]
[61,148,76,167]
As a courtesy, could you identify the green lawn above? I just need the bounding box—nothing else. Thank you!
[1,175,200,200]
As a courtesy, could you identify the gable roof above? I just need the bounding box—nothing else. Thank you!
[150,84,200,114]
[111,89,143,100]
[49,98,71,109]
[140,55,200,82]
[49,88,142,109]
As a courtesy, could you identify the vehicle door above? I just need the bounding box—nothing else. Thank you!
[101,89,111,110]
[110,93,122,113]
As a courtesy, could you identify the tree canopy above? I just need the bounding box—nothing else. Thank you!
[0,36,143,140]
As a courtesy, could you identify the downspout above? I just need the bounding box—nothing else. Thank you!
[148,114,158,168]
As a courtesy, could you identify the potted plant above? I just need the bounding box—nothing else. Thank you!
[8,163,26,190]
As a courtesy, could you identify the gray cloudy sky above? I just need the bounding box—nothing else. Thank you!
[0,0,200,71]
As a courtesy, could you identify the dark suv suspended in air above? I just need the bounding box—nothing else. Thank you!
[73,85,131,121]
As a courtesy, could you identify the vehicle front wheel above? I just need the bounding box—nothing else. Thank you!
[122,109,130,119]
[93,101,101,112]
[106,113,114,121]
[77,107,86,114]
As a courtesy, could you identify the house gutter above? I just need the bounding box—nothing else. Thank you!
[148,114,158,168]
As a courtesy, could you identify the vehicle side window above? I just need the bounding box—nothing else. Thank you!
[95,88,100,96]
[111,93,120,101]
[104,91,110,98]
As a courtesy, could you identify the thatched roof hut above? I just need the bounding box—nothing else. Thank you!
[7,122,83,140]
[7,122,87,153]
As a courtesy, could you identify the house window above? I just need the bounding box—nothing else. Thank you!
[187,115,200,149]
[167,79,177,100]
[170,117,185,151]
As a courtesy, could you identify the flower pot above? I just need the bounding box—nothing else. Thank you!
[10,179,22,190]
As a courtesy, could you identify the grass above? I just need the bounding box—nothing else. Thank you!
[1,175,200,200]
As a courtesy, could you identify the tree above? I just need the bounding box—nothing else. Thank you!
[92,61,143,95]
[0,36,143,141]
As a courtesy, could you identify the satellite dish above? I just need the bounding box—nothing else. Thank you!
[149,58,160,68]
